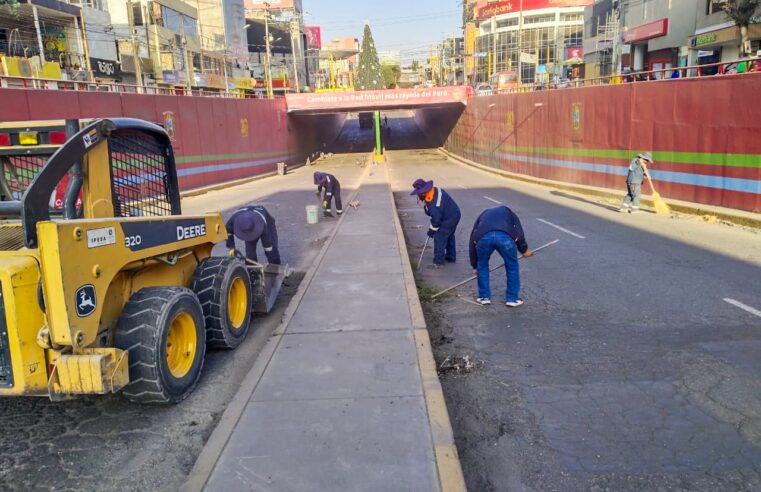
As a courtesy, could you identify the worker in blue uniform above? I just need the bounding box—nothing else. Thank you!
[225,205,281,264]
[314,171,343,218]
[469,206,533,307]
[411,178,461,267]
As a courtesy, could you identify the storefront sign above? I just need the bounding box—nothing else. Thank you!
[566,47,583,60]
[233,77,255,90]
[90,58,121,79]
[162,70,181,84]
[305,26,322,50]
[693,33,717,47]
[477,0,592,20]
[206,74,226,89]
[623,18,669,44]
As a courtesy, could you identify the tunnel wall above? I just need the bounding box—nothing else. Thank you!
[414,106,464,148]
[443,75,761,213]
[0,89,344,191]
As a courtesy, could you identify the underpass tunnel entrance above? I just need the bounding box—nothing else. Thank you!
[289,104,465,158]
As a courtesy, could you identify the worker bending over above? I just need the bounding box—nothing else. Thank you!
[469,206,533,307]
[225,205,281,264]
[314,171,343,218]
[411,178,461,268]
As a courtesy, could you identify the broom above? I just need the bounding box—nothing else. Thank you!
[644,166,670,215]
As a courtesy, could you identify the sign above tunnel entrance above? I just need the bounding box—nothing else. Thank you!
[285,86,472,113]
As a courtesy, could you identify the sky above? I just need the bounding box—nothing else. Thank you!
[303,0,463,63]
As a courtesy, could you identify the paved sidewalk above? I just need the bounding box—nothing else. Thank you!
[200,165,463,491]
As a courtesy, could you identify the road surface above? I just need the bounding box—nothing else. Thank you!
[387,115,761,491]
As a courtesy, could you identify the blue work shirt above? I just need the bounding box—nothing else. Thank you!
[469,206,528,268]
[424,187,461,231]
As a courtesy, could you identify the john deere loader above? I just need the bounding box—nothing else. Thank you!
[0,118,258,403]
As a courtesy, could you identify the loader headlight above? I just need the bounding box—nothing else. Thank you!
[18,132,39,146]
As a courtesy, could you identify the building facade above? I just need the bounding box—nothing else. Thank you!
[687,1,761,71]
[474,0,589,85]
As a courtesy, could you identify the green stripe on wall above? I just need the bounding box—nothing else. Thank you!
[462,142,761,168]
[175,150,289,164]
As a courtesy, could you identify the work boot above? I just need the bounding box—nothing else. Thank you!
[323,211,334,218]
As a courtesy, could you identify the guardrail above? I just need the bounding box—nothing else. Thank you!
[0,74,287,99]
[471,56,761,95]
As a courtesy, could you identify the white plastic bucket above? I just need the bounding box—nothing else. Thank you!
[306,205,319,224]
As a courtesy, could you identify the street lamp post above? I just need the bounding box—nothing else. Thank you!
[264,2,274,98]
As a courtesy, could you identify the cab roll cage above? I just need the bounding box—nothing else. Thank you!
[0,118,181,248]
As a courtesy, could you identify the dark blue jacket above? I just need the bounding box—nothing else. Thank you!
[226,205,276,250]
[424,187,460,232]
[469,206,528,268]
[315,172,341,199]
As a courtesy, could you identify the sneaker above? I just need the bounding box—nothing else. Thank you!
[505,299,524,307]
[475,298,491,306]
[426,263,444,270]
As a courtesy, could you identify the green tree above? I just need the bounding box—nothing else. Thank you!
[0,0,19,12]
[381,63,401,88]
[356,24,384,90]
[721,0,761,57]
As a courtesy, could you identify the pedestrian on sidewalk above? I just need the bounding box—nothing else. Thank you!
[314,171,343,218]
[226,205,281,264]
[469,206,533,307]
[620,152,653,213]
[411,178,461,268]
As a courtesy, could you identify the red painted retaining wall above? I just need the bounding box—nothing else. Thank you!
[438,75,761,213]
[0,88,345,191]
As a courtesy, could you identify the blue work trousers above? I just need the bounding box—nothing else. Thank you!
[433,221,459,265]
[476,231,520,302]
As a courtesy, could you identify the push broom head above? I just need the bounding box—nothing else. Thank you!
[652,192,671,215]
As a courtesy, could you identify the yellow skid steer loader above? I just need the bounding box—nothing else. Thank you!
[0,118,255,403]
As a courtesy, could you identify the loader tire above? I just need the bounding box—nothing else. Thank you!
[191,257,252,350]
[115,287,206,404]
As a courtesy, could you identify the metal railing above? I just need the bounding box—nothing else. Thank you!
[0,74,287,99]
[473,57,761,95]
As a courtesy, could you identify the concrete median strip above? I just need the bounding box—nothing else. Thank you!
[182,156,373,492]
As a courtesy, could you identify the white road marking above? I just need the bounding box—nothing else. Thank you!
[723,298,761,318]
[536,218,586,239]
[483,196,502,204]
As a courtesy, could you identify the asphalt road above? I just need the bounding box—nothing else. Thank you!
[0,135,368,491]
[387,116,761,491]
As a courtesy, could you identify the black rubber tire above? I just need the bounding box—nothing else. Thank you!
[191,257,252,350]
[115,287,206,404]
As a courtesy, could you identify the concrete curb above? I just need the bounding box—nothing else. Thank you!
[439,148,761,230]
[385,159,467,492]
[181,156,373,492]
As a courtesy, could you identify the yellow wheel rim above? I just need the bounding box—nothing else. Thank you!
[166,312,197,378]
[227,277,248,330]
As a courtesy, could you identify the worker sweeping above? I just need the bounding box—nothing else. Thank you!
[469,206,533,307]
[314,171,343,218]
[225,205,281,264]
[620,152,653,213]
[411,178,461,268]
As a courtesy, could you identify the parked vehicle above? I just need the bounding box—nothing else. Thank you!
[475,83,493,96]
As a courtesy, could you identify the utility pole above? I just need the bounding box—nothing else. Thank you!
[127,0,144,91]
[289,15,300,92]
[264,2,274,98]
[32,6,45,63]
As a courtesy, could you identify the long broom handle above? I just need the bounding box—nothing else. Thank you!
[430,239,559,299]
[416,236,430,272]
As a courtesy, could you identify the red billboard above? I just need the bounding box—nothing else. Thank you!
[477,0,593,20]
[305,26,322,50]
[285,86,472,113]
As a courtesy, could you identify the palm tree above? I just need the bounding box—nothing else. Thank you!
[721,0,761,57]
